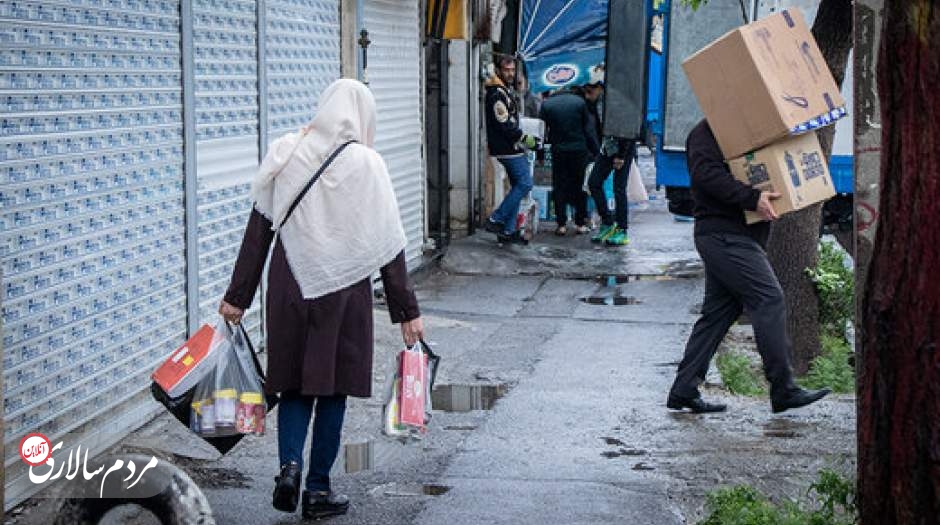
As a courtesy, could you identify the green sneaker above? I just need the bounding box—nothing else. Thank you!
[591,223,618,243]
[605,228,630,246]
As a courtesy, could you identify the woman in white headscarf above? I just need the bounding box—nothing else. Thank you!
[218,79,424,520]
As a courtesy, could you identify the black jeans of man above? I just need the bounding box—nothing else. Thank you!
[669,232,798,401]
[278,392,347,492]
[551,150,589,227]
[587,152,630,229]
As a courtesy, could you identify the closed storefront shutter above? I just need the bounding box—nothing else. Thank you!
[0,2,187,507]
[192,0,263,335]
[363,0,426,267]
[265,0,341,141]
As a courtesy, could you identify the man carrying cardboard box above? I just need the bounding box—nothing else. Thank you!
[666,119,830,414]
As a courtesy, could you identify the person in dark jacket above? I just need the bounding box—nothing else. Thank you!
[581,75,634,246]
[666,119,830,415]
[484,55,538,244]
[539,88,595,235]
[218,80,425,520]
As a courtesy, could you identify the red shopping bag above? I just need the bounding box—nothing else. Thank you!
[399,346,427,428]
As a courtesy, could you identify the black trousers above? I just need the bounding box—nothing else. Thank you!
[669,232,798,401]
[551,150,589,227]
[588,147,634,229]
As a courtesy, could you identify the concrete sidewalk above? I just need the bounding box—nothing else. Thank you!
[6,191,855,525]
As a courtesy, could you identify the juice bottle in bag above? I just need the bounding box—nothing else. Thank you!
[199,399,216,435]
[236,392,264,435]
[214,388,238,433]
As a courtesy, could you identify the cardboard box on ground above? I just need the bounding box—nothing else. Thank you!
[682,9,846,160]
[728,132,835,224]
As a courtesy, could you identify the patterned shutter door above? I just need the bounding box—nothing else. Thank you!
[266,0,341,141]
[191,0,263,336]
[1,2,187,508]
[363,0,426,267]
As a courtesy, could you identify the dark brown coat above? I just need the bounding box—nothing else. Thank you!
[224,208,420,398]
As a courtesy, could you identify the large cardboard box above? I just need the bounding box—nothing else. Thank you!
[682,9,846,159]
[728,132,835,224]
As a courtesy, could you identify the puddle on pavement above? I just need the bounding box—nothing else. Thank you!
[444,425,478,431]
[598,275,632,286]
[343,441,376,473]
[663,259,704,278]
[341,438,431,474]
[595,274,678,286]
[580,296,642,306]
[369,482,451,498]
[431,384,508,412]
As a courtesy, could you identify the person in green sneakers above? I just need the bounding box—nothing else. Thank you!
[581,71,635,247]
[588,136,635,246]
[591,222,618,243]
[605,225,630,246]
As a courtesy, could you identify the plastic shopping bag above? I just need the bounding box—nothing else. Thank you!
[152,321,278,454]
[383,340,441,438]
[627,159,648,203]
[399,345,426,427]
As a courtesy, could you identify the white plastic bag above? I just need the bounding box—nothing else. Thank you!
[627,159,648,203]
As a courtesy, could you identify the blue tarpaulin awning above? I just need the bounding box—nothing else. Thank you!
[519,0,608,93]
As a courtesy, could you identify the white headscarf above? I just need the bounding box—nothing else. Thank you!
[251,78,408,300]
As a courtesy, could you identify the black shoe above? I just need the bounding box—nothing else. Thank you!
[771,387,831,414]
[666,394,727,413]
[272,462,302,513]
[484,219,503,234]
[497,231,529,245]
[302,490,350,520]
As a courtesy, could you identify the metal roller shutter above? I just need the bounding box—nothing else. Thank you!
[363,0,426,267]
[192,0,263,336]
[265,0,341,141]
[0,1,187,508]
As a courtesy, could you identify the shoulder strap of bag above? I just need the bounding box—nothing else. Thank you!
[278,140,357,230]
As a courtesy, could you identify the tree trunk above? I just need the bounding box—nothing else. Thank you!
[858,2,940,523]
[766,0,853,374]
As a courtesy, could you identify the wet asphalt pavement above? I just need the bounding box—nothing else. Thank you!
[6,161,856,525]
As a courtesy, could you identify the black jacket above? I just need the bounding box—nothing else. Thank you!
[538,91,595,155]
[687,119,770,247]
[584,98,602,157]
[485,80,525,157]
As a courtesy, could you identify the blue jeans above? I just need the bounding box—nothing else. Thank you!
[490,155,533,234]
[277,392,347,492]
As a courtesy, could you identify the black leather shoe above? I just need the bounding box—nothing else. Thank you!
[302,490,350,520]
[666,394,727,413]
[771,387,831,414]
[484,219,504,234]
[272,462,302,513]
